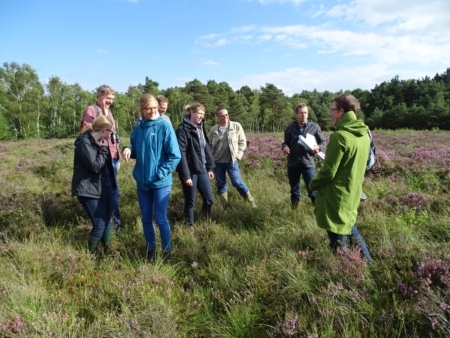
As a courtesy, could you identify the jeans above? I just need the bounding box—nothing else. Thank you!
[287,166,317,203]
[77,185,114,239]
[327,225,374,265]
[137,186,172,252]
[214,161,249,195]
[181,169,214,225]
[112,158,121,226]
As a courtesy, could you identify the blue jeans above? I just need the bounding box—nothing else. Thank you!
[77,185,114,239]
[137,186,172,252]
[181,169,214,225]
[214,161,249,195]
[112,159,121,226]
[287,166,317,203]
[327,225,374,265]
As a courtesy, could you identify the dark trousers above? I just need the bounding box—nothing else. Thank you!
[181,169,214,225]
[287,166,317,203]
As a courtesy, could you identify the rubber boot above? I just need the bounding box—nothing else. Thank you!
[244,191,257,208]
[101,229,113,255]
[87,236,102,254]
[219,191,228,205]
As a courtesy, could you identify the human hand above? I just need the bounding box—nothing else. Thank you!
[122,148,131,163]
[311,145,320,154]
[98,138,108,146]
[185,179,193,187]
[282,146,291,154]
[208,172,214,180]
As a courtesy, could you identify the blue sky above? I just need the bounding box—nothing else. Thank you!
[1,0,449,95]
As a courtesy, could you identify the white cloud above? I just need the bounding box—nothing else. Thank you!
[229,64,431,95]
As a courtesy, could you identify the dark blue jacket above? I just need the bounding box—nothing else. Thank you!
[176,115,215,181]
[71,132,116,198]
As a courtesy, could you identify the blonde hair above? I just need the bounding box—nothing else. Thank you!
[139,94,158,118]
[79,115,113,135]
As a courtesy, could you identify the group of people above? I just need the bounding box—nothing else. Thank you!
[71,85,255,261]
[71,84,373,264]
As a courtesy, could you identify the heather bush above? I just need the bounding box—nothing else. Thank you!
[1,130,450,337]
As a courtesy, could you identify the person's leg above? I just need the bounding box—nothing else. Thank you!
[197,169,214,220]
[349,225,374,265]
[153,186,172,253]
[181,175,198,225]
[77,196,106,253]
[137,188,156,254]
[101,185,114,252]
[287,167,301,207]
[301,167,317,204]
[227,161,249,195]
[112,158,121,232]
[214,162,228,193]
[327,231,348,252]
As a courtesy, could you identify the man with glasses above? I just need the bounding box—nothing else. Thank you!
[208,108,257,208]
[310,94,373,264]
[282,103,326,209]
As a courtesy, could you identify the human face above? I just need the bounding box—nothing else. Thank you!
[98,93,115,109]
[158,102,168,115]
[141,100,159,120]
[217,110,229,126]
[296,107,308,125]
[330,103,344,126]
[190,110,205,125]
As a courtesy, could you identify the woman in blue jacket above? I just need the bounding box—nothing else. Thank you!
[72,115,116,254]
[122,94,181,262]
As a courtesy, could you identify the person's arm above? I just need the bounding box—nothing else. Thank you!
[81,106,96,129]
[158,126,181,180]
[78,138,109,173]
[235,122,246,160]
[310,133,345,191]
[282,125,291,154]
[175,126,191,182]
[315,125,326,152]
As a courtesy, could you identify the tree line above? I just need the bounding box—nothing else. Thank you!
[1,61,450,140]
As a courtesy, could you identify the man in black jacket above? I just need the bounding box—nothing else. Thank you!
[282,103,326,208]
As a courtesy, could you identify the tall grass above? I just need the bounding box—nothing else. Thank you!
[1,131,450,337]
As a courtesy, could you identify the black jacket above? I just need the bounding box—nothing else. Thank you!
[282,120,326,168]
[71,132,116,198]
[176,115,215,181]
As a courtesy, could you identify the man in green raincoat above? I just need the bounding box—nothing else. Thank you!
[310,93,373,264]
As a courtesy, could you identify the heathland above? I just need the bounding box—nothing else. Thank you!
[1,130,450,337]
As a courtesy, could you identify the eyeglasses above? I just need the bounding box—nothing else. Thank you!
[219,114,229,118]
[330,108,339,112]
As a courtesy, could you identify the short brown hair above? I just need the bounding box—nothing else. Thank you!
[295,103,308,114]
[185,103,205,116]
[156,95,168,105]
[333,93,360,114]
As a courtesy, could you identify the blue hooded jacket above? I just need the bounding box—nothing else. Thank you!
[128,117,181,190]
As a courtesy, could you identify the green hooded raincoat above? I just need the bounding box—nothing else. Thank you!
[310,111,370,235]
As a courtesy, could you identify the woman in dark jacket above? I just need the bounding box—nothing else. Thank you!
[176,103,215,225]
[72,115,116,253]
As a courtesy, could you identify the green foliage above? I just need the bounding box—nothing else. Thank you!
[2,132,450,336]
[2,61,450,137]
